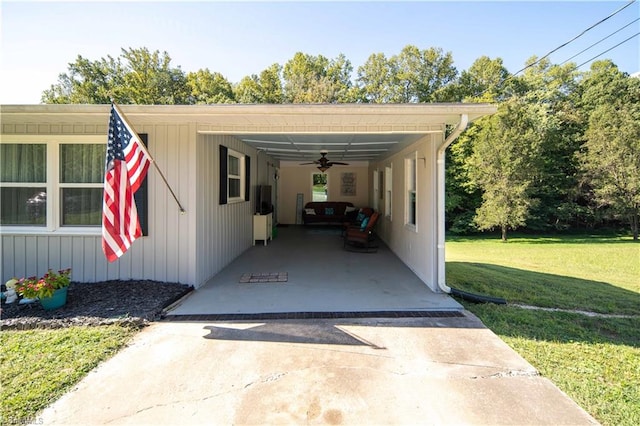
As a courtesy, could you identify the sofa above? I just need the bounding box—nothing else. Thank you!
[302,201,357,225]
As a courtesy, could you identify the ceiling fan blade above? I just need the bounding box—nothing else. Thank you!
[327,161,349,166]
[300,161,319,165]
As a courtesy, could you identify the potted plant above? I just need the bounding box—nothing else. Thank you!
[16,268,71,310]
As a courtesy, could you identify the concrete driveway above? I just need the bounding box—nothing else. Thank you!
[39,313,598,425]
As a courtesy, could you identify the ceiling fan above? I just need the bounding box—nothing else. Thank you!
[300,151,349,172]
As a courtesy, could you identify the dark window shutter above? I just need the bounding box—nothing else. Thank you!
[219,145,228,205]
[245,155,251,201]
[134,133,149,236]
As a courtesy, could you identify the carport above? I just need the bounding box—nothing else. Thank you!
[165,225,462,319]
[1,104,496,311]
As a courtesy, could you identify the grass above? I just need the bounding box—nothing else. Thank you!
[446,234,640,426]
[0,325,137,425]
[2,234,637,424]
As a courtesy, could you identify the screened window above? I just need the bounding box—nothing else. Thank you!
[0,144,47,226]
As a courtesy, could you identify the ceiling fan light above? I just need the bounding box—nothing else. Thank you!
[317,166,329,173]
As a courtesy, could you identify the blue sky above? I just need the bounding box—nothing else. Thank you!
[1,1,638,104]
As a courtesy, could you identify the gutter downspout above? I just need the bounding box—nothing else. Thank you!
[435,114,468,293]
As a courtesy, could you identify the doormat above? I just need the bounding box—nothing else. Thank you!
[239,272,288,283]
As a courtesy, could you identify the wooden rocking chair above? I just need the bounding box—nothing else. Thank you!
[344,211,379,253]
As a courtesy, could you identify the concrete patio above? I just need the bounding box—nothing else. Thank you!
[166,225,461,317]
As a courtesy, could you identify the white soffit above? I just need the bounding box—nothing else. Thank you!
[1,103,497,162]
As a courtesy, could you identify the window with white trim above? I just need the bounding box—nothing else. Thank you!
[59,144,105,225]
[0,135,147,233]
[312,173,328,202]
[405,153,417,228]
[373,170,380,211]
[385,165,392,219]
[227,148,245,203]
[0,143,47,226]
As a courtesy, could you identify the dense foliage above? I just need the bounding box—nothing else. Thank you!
[41,46,640,239]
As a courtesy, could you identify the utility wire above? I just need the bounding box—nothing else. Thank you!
[560,17,640,66]
[512,0,638,76]
[575,32,640,69]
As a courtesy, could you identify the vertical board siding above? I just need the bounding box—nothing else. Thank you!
[195,134,258,287]
[369,135,439,292]
[1,121,196,285]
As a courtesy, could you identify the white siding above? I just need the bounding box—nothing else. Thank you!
[371,134,440,292]
[1,120,197,286]
[195,134,272,287]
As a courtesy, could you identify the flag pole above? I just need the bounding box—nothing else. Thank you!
[112,103,186,214]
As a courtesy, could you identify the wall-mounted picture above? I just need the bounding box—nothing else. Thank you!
[340,172,356,196]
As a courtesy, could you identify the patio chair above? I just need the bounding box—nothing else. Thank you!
[341,207,374,237]
[344,211,379,253]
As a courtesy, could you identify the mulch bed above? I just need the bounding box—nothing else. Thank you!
[0,280,193,330]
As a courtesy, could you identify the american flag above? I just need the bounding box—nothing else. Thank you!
[102,104,151,262]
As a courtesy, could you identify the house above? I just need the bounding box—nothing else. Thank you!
[0,104,496,295]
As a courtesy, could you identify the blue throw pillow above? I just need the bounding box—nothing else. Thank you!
[325,207,334,215]
[360,217,369,230]
[356,212,366,222]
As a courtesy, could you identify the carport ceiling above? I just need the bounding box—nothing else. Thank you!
[234,133,429,162]
[218,103,496,163]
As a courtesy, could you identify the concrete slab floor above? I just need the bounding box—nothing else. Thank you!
[168,225,462,316]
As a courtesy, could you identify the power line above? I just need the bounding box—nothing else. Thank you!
[575,32,640,69]
[512,0,638,76]
[559,18,640,66]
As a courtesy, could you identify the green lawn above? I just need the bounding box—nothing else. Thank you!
[446,234,640,426]
[0,325,137,424]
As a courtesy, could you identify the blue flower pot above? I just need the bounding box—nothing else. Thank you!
[40,287,68,311]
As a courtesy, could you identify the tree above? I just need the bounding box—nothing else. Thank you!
[42,48,189,105]
[186,69,235,104]
[234,63,283,104]
[42,55,124,104]
[452,56,511,103]
[282,52,354,103]
[579,71,640,240]
[517,58,584,231]
[258,64,284,103]
[390,45,458,103]
[445,123,483,233]
[467,98,542,241]
[445,56,513,233]
[356,53,396,103]
[119,48,189,104]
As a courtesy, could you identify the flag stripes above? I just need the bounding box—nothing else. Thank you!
[102,104,151,262]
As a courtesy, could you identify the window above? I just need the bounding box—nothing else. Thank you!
[0,136,147,233]
[0,143,47,226]
[219,145,250,205]
[228,152,242,199]
[59,144,105,226]
[405,154,417,228]
[312,173,327,202]
[373,170,380,211]
[385,166,392,219]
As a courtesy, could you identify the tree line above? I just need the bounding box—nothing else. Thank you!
[42,46,640,240]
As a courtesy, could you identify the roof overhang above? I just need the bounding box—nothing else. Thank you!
[1,103,497,162]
